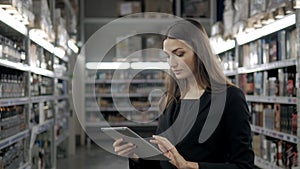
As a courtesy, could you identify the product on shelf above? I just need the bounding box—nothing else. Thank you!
[144,34,164,61]
[116,1,141,17]
[32,131,52,169]
[0,105,26,140]
[115,35,142,61]
[0,141,26,169]
[29,43,53,70]
[252,135,298,168]
[0,67,26,98]
[32,0,55,42]
[0,34,26,63]
[144,0,173,18]
[54,8,68,50]
[0,0,35,26]
[223,0,234,39]
[182,0,209,18]
[86,69,166,125]
[31,74,54,96]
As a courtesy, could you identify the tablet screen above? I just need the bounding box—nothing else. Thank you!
[101,127,169,161]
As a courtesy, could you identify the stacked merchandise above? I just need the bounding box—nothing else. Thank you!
[0,0,35,26]
[32,0,55,42]
[85,69,165,125]
[209,0,299,168]
[116,0,173,18]
[0,0,77,168]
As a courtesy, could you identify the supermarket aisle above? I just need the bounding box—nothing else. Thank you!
[57,144,129,169]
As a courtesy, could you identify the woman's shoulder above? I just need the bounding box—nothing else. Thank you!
[226,85,243,94]
[226,85,246,102]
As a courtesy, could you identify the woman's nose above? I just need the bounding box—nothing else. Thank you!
[168,55,178,68]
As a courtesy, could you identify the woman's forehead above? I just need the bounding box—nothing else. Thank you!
[163,38,193,51]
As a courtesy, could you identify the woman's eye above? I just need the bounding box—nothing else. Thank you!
[177,52,184,57]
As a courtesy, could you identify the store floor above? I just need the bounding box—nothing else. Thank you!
[57,144,129,169]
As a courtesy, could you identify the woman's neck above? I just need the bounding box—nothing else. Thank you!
[181,78,205,99]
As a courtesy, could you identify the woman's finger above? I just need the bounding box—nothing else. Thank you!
[117,145,137,156]
[113,138,123,147]
[152,135,174,151]
[114,142,135,153]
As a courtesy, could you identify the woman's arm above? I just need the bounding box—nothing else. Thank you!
[198,87,254,169]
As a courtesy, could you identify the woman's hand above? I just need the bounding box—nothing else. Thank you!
[150,135,198,169]
[112,138,139,160]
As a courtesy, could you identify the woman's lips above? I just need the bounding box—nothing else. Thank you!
[173,69,182,74]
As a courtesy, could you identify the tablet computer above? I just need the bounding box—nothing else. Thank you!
[101,127,169,161]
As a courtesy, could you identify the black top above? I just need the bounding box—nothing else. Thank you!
[129,86,254,169]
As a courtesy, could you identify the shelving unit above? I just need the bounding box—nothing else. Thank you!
[0,0,78,168]
[82,0,215,137]
[212,7,300,169]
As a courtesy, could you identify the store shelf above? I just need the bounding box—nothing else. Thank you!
[254,156,283,169]
[56,75,69,81]
[0,59,29,71]
[0,129,30,150]
[29,31,54,53]
[84,17,181,24]
[30,67,55,78]
[18,162,31,169]
[210,39,235,54]
[0,7,27,36]
[31,95,56,103]
[86,79,165,84]
[223,70,238,76]
[86,107,159,112]
[0,97,29,106]
[86,121,158,127]
[251,125,298,144]
[236,14,296,45]
[55,131,69,146]
[237,59,296,74]
[56,95,68,100]
[33,119,55,135]
[246,95,297,104]
[86,93,162,98]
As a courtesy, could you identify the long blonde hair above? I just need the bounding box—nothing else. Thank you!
[160,19,234,111]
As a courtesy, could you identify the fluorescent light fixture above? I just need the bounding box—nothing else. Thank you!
[0,7,27,35]
[29,29,54,53]
[67,40,79,53]
[54,47,66,59]
[237,14,295,45]
[86,62,130,70]
[130,62,169,69]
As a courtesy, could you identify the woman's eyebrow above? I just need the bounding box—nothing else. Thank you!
[163,48,183,55]
[172,48,183,53]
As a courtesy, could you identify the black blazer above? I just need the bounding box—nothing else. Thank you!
[129,86,254,169]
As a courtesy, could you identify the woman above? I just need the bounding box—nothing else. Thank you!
[113,19,254,169]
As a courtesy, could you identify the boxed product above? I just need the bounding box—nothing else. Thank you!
[66,9,77,34]
[116,1,141,17]
[0,0,17,8]
[144,35,163,61]
[182,0,210,18]
[223,0,234,39]
[115,35,142,61]
[250,0,267,18]
[267,0,285,12]
[32,0,54,41]
[233,0,249,35]
[144,0,173,16]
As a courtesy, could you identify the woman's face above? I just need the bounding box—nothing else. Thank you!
[163,38,196,80]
